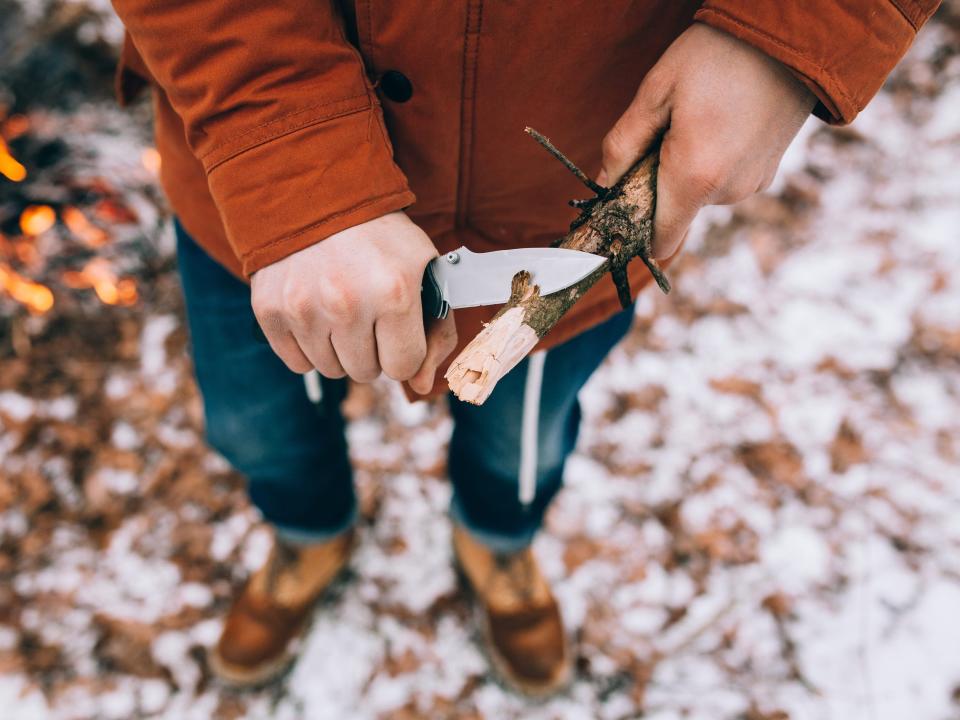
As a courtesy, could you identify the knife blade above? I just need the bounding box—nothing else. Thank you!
[421,246,607,319]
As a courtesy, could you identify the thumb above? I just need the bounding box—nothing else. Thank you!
[408,313,458,395]
[598,89,670,187]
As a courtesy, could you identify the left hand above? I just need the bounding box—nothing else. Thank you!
[598,23,816,260]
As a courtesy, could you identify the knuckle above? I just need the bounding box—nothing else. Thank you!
[318,279,356,323]
[381,273,413,309]
[684,158,727,202]
[282,284,314,324]
[601,125,630,163]
[638,66,672,107]
[253,303,286,337]
[254,305,282,331]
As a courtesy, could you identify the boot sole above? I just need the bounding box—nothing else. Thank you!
[208,644,297,688]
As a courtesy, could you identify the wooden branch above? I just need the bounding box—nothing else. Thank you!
[446,133,665,405]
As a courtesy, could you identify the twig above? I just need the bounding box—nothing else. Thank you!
[525,127,608,197]
[446,132,666,404]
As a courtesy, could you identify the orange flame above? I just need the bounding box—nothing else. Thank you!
[0,137,26,183]
[0,263,54,314]
[62,206,108,247]
[62,258,138,306]
[3,114,30,141]
[19,205,56,236]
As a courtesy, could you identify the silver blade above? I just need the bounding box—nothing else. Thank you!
[432,246,607,310]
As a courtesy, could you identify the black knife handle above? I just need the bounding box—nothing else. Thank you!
[420,261,449,320]
[253,262,448,344]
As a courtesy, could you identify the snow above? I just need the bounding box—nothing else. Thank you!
[2,5,959,720]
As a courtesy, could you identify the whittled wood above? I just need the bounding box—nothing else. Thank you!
[446,146,661,404]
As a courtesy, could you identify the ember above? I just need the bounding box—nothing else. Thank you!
[0,262,54,314]
[0,136,27,182]
[62,206,109,246]
[2,113,30,140]
[19,204,56,236]
[61,257,138,306]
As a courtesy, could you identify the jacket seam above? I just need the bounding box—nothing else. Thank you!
[199,92,371,165]
[367,0,374,60]
[454,0,483,230]
[888,0,922,30]
[698,7,858,110]
[453,6,470,228]
[239,189,414,262]
[203,101,373,173]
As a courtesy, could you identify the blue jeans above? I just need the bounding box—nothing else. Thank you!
[176,221,633,551]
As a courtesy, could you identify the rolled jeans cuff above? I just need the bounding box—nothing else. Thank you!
[449,496,537,554]
[272,497,359,547]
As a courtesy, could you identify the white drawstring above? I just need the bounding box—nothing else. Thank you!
[303,369,322,404]
[518,350,546,507]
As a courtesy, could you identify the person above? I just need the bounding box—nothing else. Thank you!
[111,0,938,695]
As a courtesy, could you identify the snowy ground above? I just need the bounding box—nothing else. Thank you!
[1,4,959,720]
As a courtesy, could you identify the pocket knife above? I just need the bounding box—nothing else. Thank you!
[420,246,606,319]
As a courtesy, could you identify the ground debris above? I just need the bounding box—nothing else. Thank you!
[1,3,959,720]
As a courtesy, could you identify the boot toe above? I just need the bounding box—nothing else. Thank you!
[486,600,570,693]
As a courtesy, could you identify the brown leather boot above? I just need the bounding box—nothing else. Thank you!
[453,526,571,696]
[209,529,355,686]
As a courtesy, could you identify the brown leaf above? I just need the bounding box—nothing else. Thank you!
[709,376,763,401]
[605,384,667,421]
[563,536,600,573]
[745,706,791,720]
[737,441,805,491]
[93,613,167,679]
[761,591,794,619]
[829,420,868,473]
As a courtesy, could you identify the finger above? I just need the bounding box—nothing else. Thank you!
[331,324,380,383]
[408,313,458,395]
[297,330,346,379]
[374,308,427,381]
[598,75,671,187]
[256,314,314,374]
[650,144,707,260]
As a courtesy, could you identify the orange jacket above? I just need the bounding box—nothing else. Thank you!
[113,0,938,393]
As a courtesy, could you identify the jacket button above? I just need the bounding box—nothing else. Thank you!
[380,70,413,103]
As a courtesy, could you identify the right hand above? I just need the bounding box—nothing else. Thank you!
[251,211,458,395]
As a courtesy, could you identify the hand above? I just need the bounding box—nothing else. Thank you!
[251,212,458,394]
[598,23,816,259]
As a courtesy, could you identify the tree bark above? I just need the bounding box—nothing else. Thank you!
[446,140,663,405]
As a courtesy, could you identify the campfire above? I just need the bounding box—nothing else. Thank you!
[0,106,153,320]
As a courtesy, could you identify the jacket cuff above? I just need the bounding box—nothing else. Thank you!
[694,1,920,124]
[203,94,415,277]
